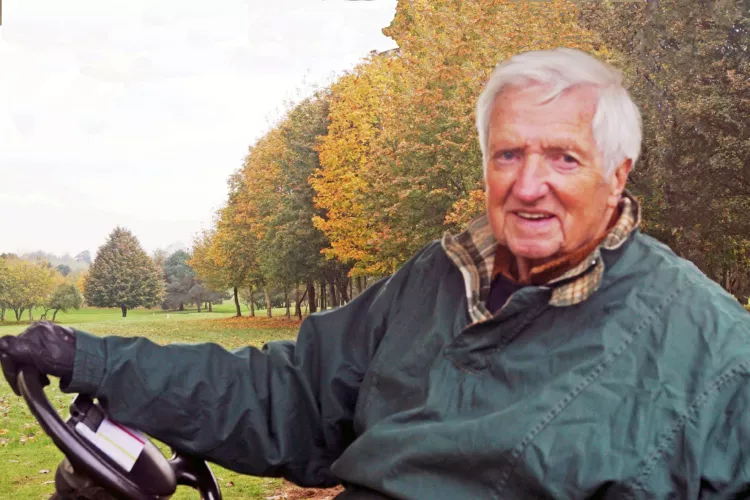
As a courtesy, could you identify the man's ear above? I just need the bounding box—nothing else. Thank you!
[608,158,632,208]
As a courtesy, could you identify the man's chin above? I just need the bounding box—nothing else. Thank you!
[508,244,559,264]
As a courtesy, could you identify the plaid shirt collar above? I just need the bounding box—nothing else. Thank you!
[441,191,641,323]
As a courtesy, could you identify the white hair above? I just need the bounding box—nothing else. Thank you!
[475,48,642,177]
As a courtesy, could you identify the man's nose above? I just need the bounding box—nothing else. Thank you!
[511,154,549,202]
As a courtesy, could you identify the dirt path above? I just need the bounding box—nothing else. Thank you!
[268,481,344,499]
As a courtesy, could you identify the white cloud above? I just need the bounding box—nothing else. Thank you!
[0,0,398,257]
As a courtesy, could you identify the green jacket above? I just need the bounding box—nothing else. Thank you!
[66,223,750,499]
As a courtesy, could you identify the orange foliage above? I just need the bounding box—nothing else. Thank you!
[313,0,605,276]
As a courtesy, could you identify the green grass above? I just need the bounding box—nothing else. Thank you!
[0,306,302,499]
[0,303,292,335]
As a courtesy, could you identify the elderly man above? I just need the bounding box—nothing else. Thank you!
[2,48,749,499]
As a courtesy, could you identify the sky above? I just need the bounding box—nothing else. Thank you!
[0,0,399,258]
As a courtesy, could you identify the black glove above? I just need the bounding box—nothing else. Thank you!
[0,321,76,396]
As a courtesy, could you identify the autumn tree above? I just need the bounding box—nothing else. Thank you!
[188,229,227,295]
[312,53,404,277]
[189,196,260,318]
[0,257,11,321]
[84,227,165,317]
[314,0,604,276]
[2,258,57,321]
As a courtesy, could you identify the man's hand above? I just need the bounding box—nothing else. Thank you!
[0,321,76,396]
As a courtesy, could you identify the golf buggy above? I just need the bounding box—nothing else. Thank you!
[13,364,223,499]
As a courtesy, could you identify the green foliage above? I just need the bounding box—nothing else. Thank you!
[579,0,750,300]
[0,258,58,321]
[47,283,83,321]
[259,92,338,289]
[163,250,226,311]
[55,264,72,277]
[163,250,195,310]
[83,227,166,317]
[0,258,10,320]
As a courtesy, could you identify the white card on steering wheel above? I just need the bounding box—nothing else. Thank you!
[74,418,147,472]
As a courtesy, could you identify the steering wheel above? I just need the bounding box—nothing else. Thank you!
[15,365,222,500]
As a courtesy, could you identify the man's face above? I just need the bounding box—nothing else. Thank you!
[485,84,629,265]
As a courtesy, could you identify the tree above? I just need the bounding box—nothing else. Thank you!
[75,250,92,265]
[162,249,227,311]
[579,0,750,300]
[46,283,83,321]
[260,92,348,316]
[189,201,259,318]
[0,257,10,321]
[2,259,57,321]
[152,249,170,276]
[162,250,195,311]
[40,271,67,320]
[312,53,404,277]
[55,264,72,277]
[83,227,166,317]
[313,0,603,276]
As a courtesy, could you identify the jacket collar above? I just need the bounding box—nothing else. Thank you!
[441,190,641,323]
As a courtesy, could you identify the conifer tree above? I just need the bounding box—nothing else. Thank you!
[84,227,165,317]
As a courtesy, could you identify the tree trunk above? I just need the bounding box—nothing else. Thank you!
[349,279,353,302]
[264,287,272,318]
[307,281,317,314]
[338,277,350,304]
[196,300,201,313]
[233,286,242,317]
[357,277,363,295]
[208,301,213,312]
[284,287,290,320]
[179,302,184,311]
[294,285,308,321]
[329,280,338,308]
[14,308,21,321]
[121,305,127,318]
[1,307,5,321]
[320,281,326,310]
[364,276,367,288]
[52,309,59,321]
[295,285,301,320]
[250,290,255,317]
[29,308,33,321]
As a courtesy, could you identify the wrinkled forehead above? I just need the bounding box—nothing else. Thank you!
[493,82,599,119]
[489,83,599,141]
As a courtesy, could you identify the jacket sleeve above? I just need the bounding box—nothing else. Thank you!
[61,246,433,487]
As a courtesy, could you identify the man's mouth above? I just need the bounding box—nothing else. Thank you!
[515,211,554,221]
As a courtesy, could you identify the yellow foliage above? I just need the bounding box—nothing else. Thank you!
[313,0,605,275]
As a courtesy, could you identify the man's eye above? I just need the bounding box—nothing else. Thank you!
[496,151,517,161]
[551,153,579,168]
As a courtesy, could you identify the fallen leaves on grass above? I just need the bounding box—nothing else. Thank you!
[205,316,303,330]
[270,481,344,500]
